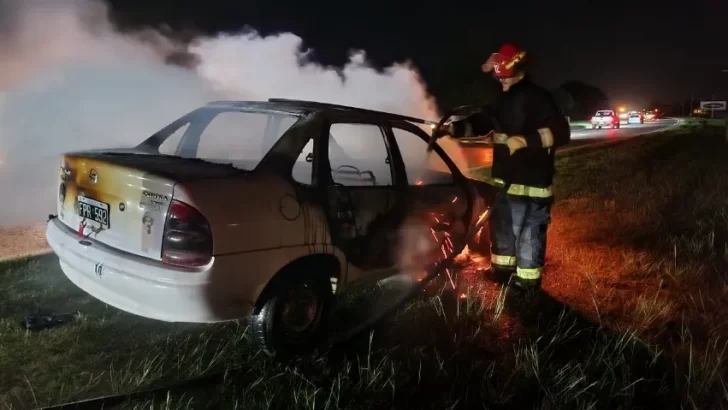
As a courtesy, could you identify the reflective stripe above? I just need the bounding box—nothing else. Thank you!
[494,133,508,144]
[506,184,553,198]
[507,136,527,152]
[505,51,527,70]
[516,267,542,280]
[538,128,554,148]
[492,253,516,267]
[491,178,553,198]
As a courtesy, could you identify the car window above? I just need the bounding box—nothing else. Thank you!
[391,127,454,185]
[158,123,189,156]
[193,110,297,169]
[292,139,313,185]
[328,123,393,186]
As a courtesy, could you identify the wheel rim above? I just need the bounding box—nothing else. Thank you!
[279,283,321,336]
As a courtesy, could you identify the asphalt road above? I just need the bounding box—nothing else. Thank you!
[460,118,679,169]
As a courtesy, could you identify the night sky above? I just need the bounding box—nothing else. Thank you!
[108,0,728,109]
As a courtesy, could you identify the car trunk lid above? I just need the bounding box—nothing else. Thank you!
[57,151,243,260]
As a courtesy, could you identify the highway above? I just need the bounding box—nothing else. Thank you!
[459,118,679,169]
[565,117,679,151]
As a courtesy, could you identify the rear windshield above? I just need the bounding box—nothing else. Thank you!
[140,107,300,170]
[595,111,614,116]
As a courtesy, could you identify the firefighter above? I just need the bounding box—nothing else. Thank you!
[448,43,571,291]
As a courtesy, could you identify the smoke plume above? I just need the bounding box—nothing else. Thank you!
[0,0,466,227]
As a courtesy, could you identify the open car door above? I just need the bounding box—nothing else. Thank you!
[320,120,407,273]
[388,122,474,276]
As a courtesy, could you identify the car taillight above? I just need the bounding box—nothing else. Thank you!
[161,200,213,268]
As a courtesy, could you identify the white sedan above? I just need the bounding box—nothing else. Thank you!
[46,98,493,355]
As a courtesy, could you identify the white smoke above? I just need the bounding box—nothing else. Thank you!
[0,0,466,228]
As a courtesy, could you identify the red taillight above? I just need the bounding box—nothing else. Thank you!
[161,200,213,268]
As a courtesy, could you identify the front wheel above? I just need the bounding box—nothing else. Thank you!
[251,273,333,357]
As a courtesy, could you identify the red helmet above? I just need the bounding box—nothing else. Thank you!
[482,43,528,78]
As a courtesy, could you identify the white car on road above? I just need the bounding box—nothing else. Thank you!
[46,99,493,355]
[591,110,621,129]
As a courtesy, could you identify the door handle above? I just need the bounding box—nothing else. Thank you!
[305,153,314,163]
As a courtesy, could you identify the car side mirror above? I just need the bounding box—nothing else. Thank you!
[305,153,313,163]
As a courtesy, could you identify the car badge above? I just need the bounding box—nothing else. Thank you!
[89,169,98,185]
[142,213,154,234]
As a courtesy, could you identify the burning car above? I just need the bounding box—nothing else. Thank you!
[46,98,493,355]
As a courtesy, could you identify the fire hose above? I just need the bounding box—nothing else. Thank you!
[329,105,507,346]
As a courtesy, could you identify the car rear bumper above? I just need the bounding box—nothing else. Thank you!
[46,218,253,323]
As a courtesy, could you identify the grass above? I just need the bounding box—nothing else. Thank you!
[2,121,728,409]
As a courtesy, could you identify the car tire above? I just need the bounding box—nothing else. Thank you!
[251,271,333,357]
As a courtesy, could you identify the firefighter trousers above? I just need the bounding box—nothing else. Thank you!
[489,193,553,281]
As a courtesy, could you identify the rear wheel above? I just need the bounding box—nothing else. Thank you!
[251,271,333,357]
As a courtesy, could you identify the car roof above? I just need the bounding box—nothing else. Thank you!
[205,98,438,127]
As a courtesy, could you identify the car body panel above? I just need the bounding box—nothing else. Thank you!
[57,154,178,261]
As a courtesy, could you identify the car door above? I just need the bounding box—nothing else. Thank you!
[319,119,406,272]
[388,123,472,273]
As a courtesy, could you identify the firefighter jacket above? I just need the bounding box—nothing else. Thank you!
[451,76,570,197]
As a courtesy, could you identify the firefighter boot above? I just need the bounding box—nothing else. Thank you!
[484,265,515,284]
[510,275,541,293]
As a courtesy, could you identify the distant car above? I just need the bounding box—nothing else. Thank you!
[627,111,644,124]
[591,110,621,129]
[643,110,657,122]
[46,98,492,355]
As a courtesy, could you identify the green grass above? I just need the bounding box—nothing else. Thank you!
[2,120,728,409]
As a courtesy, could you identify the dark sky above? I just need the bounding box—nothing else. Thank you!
[108,0,728,109]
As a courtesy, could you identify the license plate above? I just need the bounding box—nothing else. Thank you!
[78,196,110,229]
